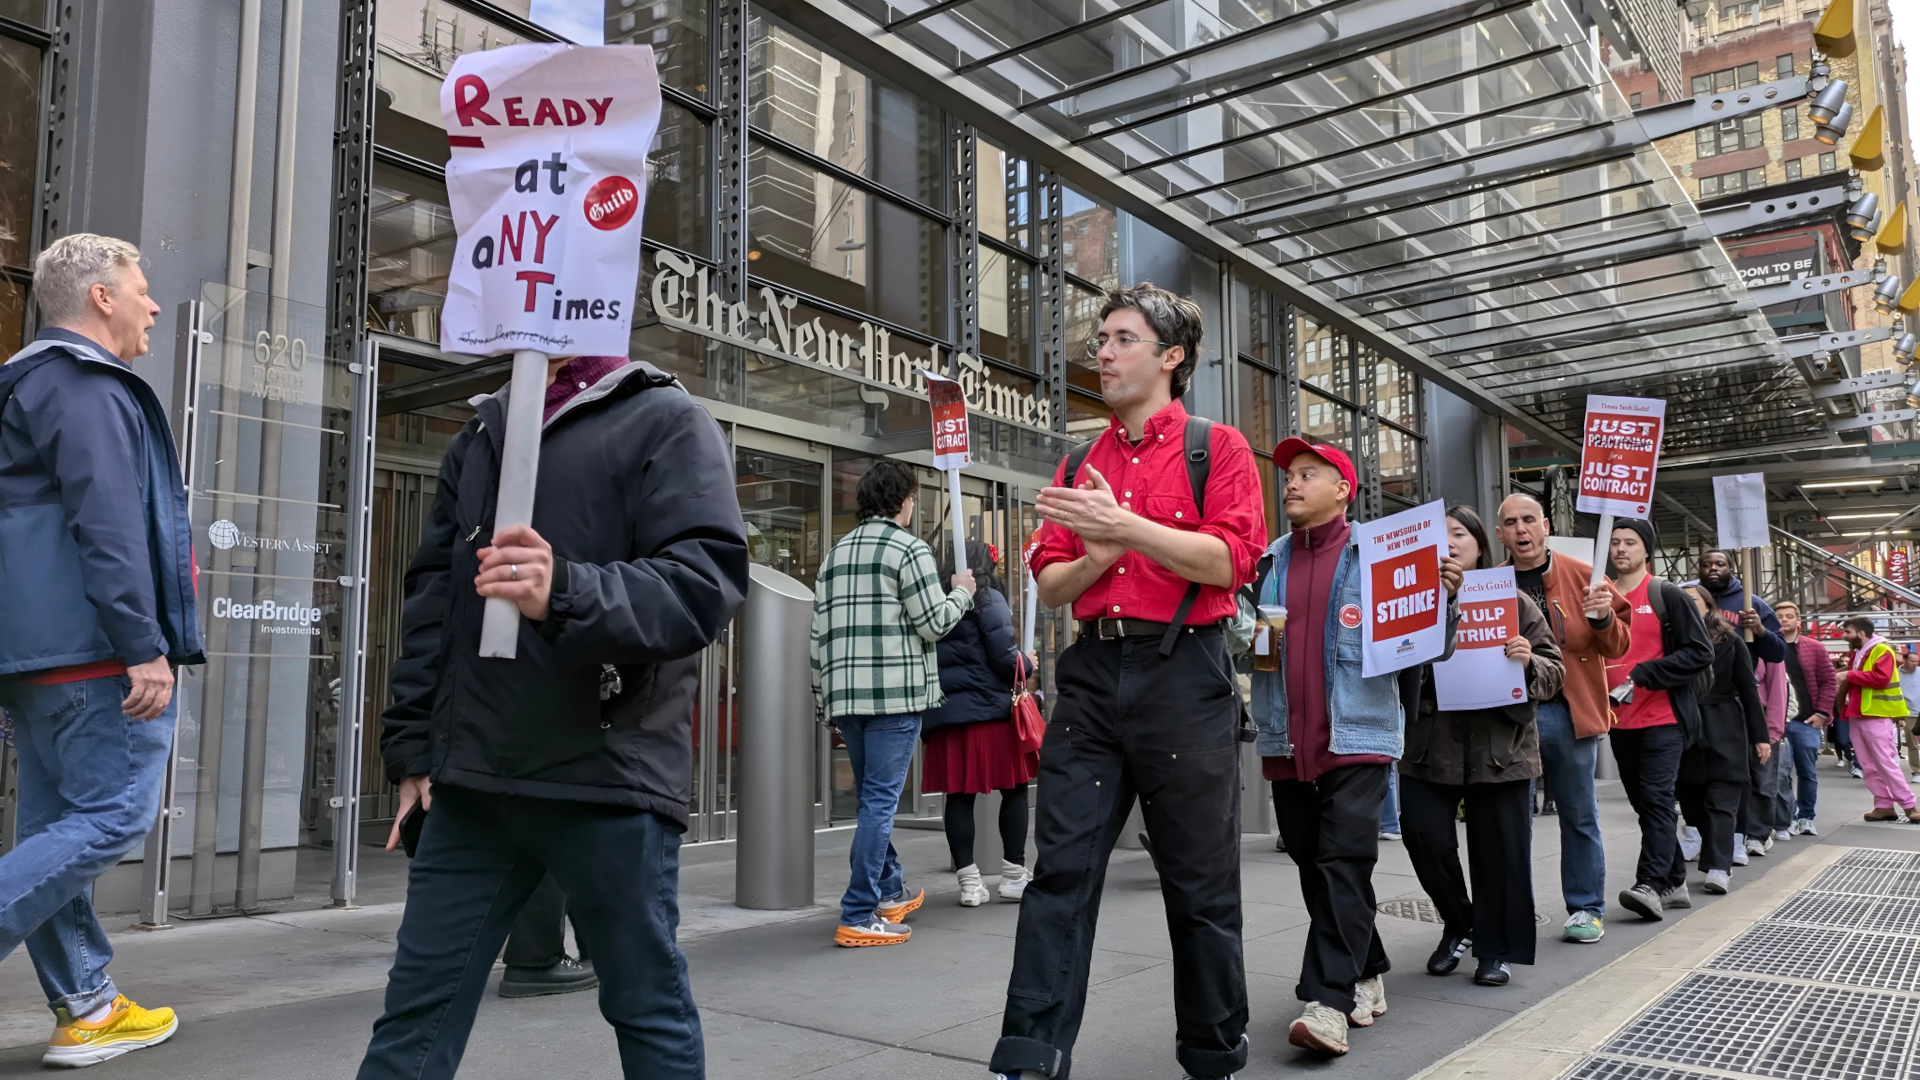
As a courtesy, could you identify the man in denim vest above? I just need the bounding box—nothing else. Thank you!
[1252,439,1460,1056]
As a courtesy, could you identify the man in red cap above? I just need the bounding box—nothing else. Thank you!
[1251,438,1461,1056]
[991,284,1266,1080]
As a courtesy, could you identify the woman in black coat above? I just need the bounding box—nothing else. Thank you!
[921,540,1038,907]
[1678,584,1770,895]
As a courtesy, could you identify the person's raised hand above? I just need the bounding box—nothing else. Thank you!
[1036,465,1129,564]
[385,775,433,852]
[1440,555,1464,597]
[1583,581,1613,621]
[476,524,555,621]
[121,656,174,721]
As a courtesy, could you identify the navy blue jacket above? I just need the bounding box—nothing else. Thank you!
[1699,575,1787,664]
[0,330,204,676]
[923,584,1018,732]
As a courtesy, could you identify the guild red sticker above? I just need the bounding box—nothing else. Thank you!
[1340,604,1362,629]
[584,175,639,230]
[1512,687,1524,700]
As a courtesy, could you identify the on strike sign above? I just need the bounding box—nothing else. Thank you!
[1575,395,1667,518]
[1431,567,1527,710]
[1357,498,1449,677]
[926,372,970,471]
[438,44,662,358]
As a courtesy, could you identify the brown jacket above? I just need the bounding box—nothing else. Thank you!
[1509,553,1633,739]
[1401,593,1564,786]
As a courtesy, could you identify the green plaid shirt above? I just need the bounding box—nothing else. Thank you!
[810,517,973,719]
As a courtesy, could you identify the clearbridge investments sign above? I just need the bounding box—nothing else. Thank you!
[649,249,1052,429]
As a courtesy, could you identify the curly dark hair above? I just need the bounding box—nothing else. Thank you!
[1098,282,1205,398]
[855,460,916,521]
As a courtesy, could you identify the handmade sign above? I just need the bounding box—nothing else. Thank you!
[925,372,970,577]
[1432,567,1527,711]
[1713,472,1770,551]
[1358,498,1449,677]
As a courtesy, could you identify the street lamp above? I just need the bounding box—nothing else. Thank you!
[1848,191,1881,240]
[1896,331,1918,362]
[1809,79,1850,124]
[1875,275,1904,313]
[1904,371,1920,408]
[1816,101,1855,145]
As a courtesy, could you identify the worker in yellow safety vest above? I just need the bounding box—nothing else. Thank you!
[1837,616,1920,822]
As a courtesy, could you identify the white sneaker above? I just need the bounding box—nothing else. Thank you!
[1680,825,1702,862]
[1746,835,1767,858]
[1762,833,1775,854]
[957,863,990,907]
[1288,1001,1349,1054]
[1800,818,1819,836]
[1731,837,1749,867]
[1775,829,1792,841]
[1704,869,1731,894]
[1349,975,1387,1027]
[998,860,1031,902]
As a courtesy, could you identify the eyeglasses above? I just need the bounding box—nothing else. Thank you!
[1083,333,1171,360]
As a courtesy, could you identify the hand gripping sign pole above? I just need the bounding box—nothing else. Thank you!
[1713,472,1770,644]
[1575,395,1668,597]
[436,44,662,657]
[926,372,971,572]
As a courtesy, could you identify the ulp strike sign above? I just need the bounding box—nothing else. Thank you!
[1575,395,1667,518]
[437,44,662,358]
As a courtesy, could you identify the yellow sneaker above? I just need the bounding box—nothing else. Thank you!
[43,995,178,1068]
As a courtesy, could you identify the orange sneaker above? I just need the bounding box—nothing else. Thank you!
[834,918,912,947]
[876,887,925,923]
[44,995,178,1068]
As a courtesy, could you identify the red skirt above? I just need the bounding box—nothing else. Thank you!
[922,718,1039,794]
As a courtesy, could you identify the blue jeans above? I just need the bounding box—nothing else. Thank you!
[1380,764,1400,832]
[1784,720,1821,820]
[0,674,174,1018]
[358,787,702,1080]
[836,713,920,925]
[1535,700,1606,916]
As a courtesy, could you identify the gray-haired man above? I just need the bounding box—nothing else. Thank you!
[0,234,203,1066]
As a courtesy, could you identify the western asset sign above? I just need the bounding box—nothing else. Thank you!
[649,249,1053,429]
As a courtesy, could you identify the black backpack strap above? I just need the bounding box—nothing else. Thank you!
[1062,439,1096,488]
[1160,416,1216,657]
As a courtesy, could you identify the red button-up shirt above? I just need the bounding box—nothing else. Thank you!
[1027,399,1266,623]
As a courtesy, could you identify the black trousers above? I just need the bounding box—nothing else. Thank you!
[1273,764,1392,1011]
[944,786,1030,869]
[1611,724,1687,892]
[502,872,588,968]
[1399,776,1536,965]
[992,630,1247,1080]
[1679,778,1744,873]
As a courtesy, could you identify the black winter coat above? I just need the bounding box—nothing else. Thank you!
[1401,593,1564,786]
[380,362,749,828]
[922,585,1018,732]
[1681,634,1768,785]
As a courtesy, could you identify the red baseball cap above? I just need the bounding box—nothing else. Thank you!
[1273,437,1357,502]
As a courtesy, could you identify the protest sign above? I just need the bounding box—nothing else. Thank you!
[1358,498,1449,677]
[438,44,662,358]
[1713,472,1770,551]
[1575,395,1666,519]
[925,372,970,572]
[436,43,661,657]
[1432,567,1527,711]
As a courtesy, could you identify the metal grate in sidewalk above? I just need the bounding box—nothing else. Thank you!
[1563,848,1920,1080]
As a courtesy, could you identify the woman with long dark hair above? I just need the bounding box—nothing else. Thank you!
[1400,505,1563,987]
[1677,584,1769,894]
[922,540,1039,906]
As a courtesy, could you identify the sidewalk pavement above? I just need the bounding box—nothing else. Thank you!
[0,758,1895,1079]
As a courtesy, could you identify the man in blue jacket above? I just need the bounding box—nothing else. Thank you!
[0,234,204,1067]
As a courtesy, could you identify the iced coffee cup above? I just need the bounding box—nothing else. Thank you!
[1253,605,1287,671]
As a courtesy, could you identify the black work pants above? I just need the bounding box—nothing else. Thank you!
[502,872,589,968]
[1611,724,1687,892]
[1273,763,1392,1012]
[1679,778,1744,873]
[1399,776,1536,965]
[992,630,1247,1080]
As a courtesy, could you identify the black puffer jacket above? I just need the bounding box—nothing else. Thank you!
[923,585,1018,732]
[380,362,749,828]
[1401,593,1564,786]
[1681,634,1768,785]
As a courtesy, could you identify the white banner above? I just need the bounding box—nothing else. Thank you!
[1358,499,1449,677]
[438,44,662,358]
[1432,567,1527,711]
[1713,472,1771,550]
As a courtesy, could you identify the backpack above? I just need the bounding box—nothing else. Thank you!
[1061,415,1259,659]
[1643,576,1715,703]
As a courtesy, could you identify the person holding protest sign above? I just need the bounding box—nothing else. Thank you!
[1399,506,1561,989]
[1675,584,1769,895]
[1251,441,1462,1056]
[357,352,748,1080]
[1493,494,1631,944]
[1603,518,1714,922]
[991,284,1266,1080]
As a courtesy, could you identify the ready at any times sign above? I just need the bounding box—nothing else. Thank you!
[1575,394,1667,518]
[437,44,662,358]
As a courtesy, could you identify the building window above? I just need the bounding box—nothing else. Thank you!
[1786,158,1803,180]
[1701,175,1721,197]
[1630,92,1642,109]
[1699,168,1768,198]
[1692,74,1711,96]
[1777,54,1796,77]
[1694,63,1764,98]
[1781,106,1800,142]
[1820,152,1837,173]
[1699,115,1765,157]
[0,29,40,351]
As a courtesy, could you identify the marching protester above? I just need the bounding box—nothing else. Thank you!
[812,460,976,946]
[1255,439,1462,1056]
[921,539,1037,906]
[1835,617,1920,822]
[992,284,1266,1080]
[1675,585,1769,895]
[1900,650,1920,781]
[1693,550,1788,860]
[0,235,200,1067]
[359,353,749,1080]
[1750,656,1791,847]
[1603,518,1713,921]
[1494,494,1632,944]
[1400,506,1560,989]
[1775,602,1833,835]
[1694,551,1788,662]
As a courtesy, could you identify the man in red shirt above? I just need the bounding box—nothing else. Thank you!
[1603,518,1713,920]
[991,285,1266,1080]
